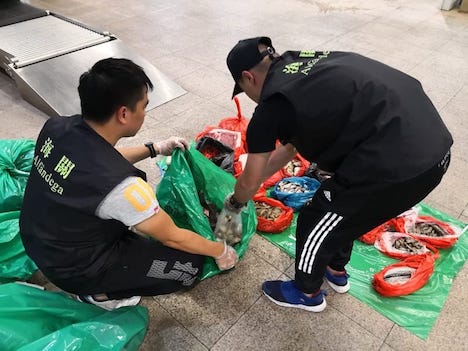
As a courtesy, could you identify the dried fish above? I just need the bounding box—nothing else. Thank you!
[392,236,424,253]
[255,201,282,220]
[383,267,415,284]
[284,160,303,176]
[413,222,446,237]
[277,180,308,193]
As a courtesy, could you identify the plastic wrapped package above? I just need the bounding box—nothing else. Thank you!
[195,136,235,174]
[218,96,249,151]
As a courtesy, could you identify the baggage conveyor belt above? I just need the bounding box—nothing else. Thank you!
[0,5,186,117]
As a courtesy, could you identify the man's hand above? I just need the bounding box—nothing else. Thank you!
[156,136,189,156]
[214,193,246,245]
[215,240,239,271]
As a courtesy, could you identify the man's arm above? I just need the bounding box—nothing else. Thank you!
[117,145,155,164]
[261,143,297,182]
[134,208,225,258]
[116,137,189,164]
[233,143,297,204]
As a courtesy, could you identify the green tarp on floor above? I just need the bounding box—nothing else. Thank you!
[0,283,148,351]
[259,203,467,339]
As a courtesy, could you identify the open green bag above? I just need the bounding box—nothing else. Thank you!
[156,147,257,280]
[0,283,148,351]
[0,211,37,283]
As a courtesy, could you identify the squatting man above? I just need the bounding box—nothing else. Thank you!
[20,58,238,310]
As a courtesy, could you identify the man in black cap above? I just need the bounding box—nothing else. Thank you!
[217,36,452,312]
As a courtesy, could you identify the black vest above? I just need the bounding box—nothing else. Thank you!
[20,116,146,279]
[260,51,452,183]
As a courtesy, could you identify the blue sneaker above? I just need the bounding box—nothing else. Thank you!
[262,280,327,312]
[324,269,350,293]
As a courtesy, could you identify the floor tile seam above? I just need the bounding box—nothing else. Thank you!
[208,293,266,350]
[406,51,444,76]
[422,197,465,220]
[344,309,395,347]
[378,341,393,351]
[381,323,398,350]
[250,244,294,276]
[149,296,211,350]
[440,84,465,112]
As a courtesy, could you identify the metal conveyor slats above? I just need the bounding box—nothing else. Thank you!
[0,15,110,67]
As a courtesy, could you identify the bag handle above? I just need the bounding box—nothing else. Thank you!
[233,96,242,120]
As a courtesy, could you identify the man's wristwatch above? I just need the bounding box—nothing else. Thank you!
[144,142,157,158]
[228,194,247,209]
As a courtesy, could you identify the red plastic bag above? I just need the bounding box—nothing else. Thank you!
[359,217,406,245]
[196,97,250,177]
[263,153,310,188]
[218,96,249,151]
[195,127,243,153]
[404,215,461,249]
[372,253,438,297]
[374,232,438,260]
[280,154,310,178]
[253,195,294,233]
[263,171,284,188]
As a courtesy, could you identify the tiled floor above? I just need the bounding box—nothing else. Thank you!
[2,0,467,350]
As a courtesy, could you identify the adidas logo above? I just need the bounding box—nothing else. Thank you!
[323,190,331,202]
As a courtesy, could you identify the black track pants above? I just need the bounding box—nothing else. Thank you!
[51,234,205,299]
[294,151,450,293]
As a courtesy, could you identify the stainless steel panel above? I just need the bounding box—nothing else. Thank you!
[10,39,186,117]
[0,15,110,67]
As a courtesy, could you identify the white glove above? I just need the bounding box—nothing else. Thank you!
[215,241,239,271]
[156,136,189,156]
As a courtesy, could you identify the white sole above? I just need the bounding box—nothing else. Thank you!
[77,295,141,310]
[325,278,350,294]
[262,291,327,312]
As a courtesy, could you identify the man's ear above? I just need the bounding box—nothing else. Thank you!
[116,106,128,124]
[241,70,254,85]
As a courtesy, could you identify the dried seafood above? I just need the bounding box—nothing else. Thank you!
[255,201,282,220]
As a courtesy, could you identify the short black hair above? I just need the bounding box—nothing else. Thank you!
[78,58,153,123]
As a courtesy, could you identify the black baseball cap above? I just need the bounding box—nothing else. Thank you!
[226,36,275,98]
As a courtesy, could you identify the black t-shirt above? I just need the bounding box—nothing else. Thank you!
[247,51,453,184]
[247,95,296,152]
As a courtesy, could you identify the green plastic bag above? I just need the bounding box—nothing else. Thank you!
[0,211,37,283]
[156,147,257,280]
[0,139,35,212]
[0,283,148,351]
